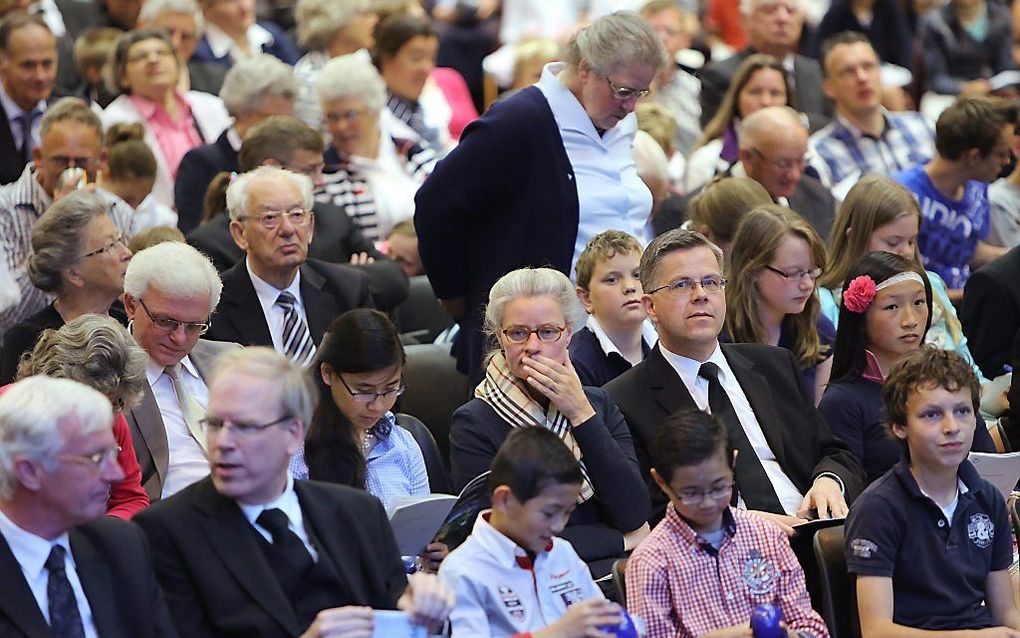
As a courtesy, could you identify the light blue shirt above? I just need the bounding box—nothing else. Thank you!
[536,62,652,276]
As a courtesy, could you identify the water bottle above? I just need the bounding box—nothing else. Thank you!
[750,604,784,638]
[599,609,647,638]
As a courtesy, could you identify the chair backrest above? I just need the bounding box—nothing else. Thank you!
[398,342,467,469]
[993,418,1013,454]
[612,557,628,608]
[813,525,858,638]
[394,276,452,344]
[395,413,452,495]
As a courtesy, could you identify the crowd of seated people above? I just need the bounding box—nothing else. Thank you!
[2,2,1020,637]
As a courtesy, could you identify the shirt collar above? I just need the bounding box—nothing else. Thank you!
[129,89,192,121]
[834,109,893,141]
[237,474,302,526]
[470,510,552,570]
[144,352,201,385]
[892,458,976,502]
[0,506,71,583]
[364,412,397,460]
[245,256,301,305]
[204,22,274,60]
[16,163,50,213]
[658,340,727,387]
[537,61,634,143]
[0,81,43,122]
[585,315,658,357]
[663,503,737,552]
[226,127,243,152]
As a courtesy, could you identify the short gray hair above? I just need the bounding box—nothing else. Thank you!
[16,314,148,411]
[219,54,299,118]
[226,165,314,221]
[40,96,103,142]
[295,0,369,51]
[28,191,108,293]
[741,0,803,16]
[483,267,584,352]
[124,241,222,311]
[138,0,204,34]
[0,376,112,500]
[209,347,317,426]
[639,228,724,293]
[564,11,667,77]
[316,53,386,113]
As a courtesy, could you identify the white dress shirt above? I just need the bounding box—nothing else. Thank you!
[537,62,653,276]
[0,82,43,155]
[0,508,99,638]
[237,475,318,560]
[204,22,274,63]
[658,341,805,515]
[146,355,210,498]
[585,315,659,367]
[246,258,308,355]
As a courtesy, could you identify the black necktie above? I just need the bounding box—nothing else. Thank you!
[17,111,36,164]
[256,508,314,574]
[45,545,85,638]
[698,362,785,513]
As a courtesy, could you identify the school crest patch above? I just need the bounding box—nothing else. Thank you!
[967,513,994,549]
[850,538,878,559]
[498,585,526,622]
[741,549,777,594]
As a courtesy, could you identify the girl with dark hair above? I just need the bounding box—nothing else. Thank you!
[819,251,994,483]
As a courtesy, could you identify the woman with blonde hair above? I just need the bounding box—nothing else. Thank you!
[726,205,833,403]
[674,176,773,261]
[684,55,791,193]
[818,175,988,385]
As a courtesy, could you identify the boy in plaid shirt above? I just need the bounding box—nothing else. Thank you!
[626,409,829,638]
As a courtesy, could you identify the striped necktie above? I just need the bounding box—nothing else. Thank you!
[165,363,208,453]
[276,291,316,366]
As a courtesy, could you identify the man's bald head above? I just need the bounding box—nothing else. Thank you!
[738,106,808,199]
[739,105,807,150]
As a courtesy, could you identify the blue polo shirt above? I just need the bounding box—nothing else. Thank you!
[845,459,1011,630]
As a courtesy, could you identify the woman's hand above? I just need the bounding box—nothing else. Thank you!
[418,542,449,573]
[521,354,596,426]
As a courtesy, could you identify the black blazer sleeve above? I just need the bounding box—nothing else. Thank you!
[961,262,1020,379]
[0,323,37,385]
[448,399,504,492]
[698,60,731,128]
[174,147,218,234]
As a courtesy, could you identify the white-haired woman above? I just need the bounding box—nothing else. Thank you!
[316,53,437,242]
[11,314,150,519]
[101,28,231,211]
[137,0,221,94]
[1,192,132,384]
[415,12,667,384]
[449,267,650,578]
[292,0,378,131]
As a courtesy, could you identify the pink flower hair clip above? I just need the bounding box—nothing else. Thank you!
[842,275,877,313]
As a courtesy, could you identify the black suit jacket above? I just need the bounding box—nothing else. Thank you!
[698,49,829,129]
[134,478,407,638]
[205,258,373,347]
[174,130,239,234]
[186,205,408,309]
[0,98,24,186]
[0,516,178,638]
[187,60,227,96]
[961,245,1020,379]
[604,343,864,521]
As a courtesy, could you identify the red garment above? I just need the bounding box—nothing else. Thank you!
[0,384,149,519]
[431,67,479,141]
[707,0,746,50]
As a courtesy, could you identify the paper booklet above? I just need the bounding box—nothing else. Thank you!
[387,471,491,556]
[968,451,1020,499]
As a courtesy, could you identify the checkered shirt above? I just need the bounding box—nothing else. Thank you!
[626,505,829,638]
[809,110,935,195]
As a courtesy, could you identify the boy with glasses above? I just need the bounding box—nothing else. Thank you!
[628,409,830,638]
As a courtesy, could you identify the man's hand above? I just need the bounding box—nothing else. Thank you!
[299,606,373,638]
[747,510,805,536]
[396,572,454,632]
[533,599,622,638]
[797,476,848,519]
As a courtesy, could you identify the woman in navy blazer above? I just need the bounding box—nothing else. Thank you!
[191,0,298,68]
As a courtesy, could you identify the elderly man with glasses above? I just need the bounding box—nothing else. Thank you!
[203,165,373,363]
[122,240,239,501]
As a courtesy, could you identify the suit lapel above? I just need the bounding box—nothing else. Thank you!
[294,483,362,603]
[722,345,787,462]
[299,264,333,346]
[69,530,123,638]
[219,264,274,347]
[0,532,52,638]
[126,383,168,499]
[194,481,301,636]
[646,346,699,419]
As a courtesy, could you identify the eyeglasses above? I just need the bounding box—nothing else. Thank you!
[749,148,807,173]
[200,414,293,437]
[60,445,122,469]
[79,234,127,259]
[324,109,367,124]
[647,276,727,296]
[287,161,325,177]
[671,482,734,506]
[336,374,406,404]
[126,46,175,64]
[502,324,567,344]
[236,208,313,230]
[42,156,100,171]
[764,265,822,282]
[606,76,651,101]
[137,298,211,335]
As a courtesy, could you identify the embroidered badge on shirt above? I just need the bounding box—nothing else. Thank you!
[741,549,777,594]
[550,580,584,606]
[967,513,995,549]
[498,585,526,622]
[851,538,878,559]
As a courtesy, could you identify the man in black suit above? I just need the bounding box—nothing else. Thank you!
[188,115,408,308]
[174,55,300,233]
[134,347,453,638]
[0,14,57,186]
[605,229,863,525]
[698,0,828,129]
[961,245,1020,380]
[204,166,375,361]
[0,375,178,637]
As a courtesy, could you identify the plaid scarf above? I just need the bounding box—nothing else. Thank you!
[474,352,594,503]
